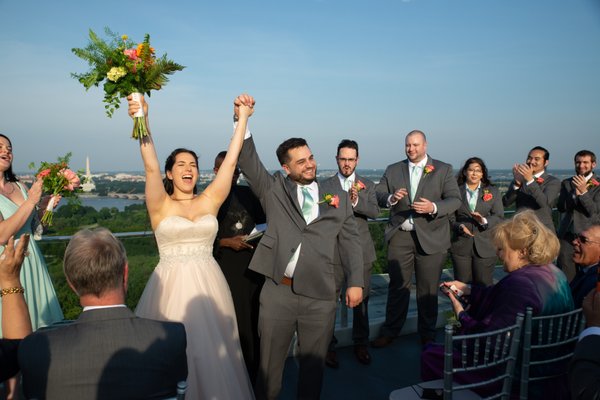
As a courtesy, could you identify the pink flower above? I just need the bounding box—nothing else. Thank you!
[37,168,51,179]
[587,178,599,189]
[59,168,81,191]
[536,177,544,184]
[424,165,435,174]
[320,193,340,208]
[354,180,367,192]
[123,48,139,60]
[482,190,493,202]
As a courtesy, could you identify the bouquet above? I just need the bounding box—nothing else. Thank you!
[29,153,82,226]
[71,28,185,140]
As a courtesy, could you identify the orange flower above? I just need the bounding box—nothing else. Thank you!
[136,43,155,57]
[536,177,544,184]
[320,193,340,208]
[354,180,367,192]
[587,178,600,189]
[424,165,435,174]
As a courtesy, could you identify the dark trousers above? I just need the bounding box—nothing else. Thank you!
[451,252,496,286]
[380,230,446,341]
[256,279,337,400]
[557,237,576,282]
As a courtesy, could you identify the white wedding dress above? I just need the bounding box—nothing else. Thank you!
[136,215,254,399]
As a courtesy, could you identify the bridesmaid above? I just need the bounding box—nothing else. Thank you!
[0,133,64,332]
[449,157,504,286]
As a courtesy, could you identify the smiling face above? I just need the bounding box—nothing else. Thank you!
[526,149,549,175]
[405,131,427,164]
[572,226,600,267]
[282,145,317,185]
[166,152,199,194]
[0,135,13,173]
[575,155,596,177]
[336,147,358,178]
[465,162,483,187]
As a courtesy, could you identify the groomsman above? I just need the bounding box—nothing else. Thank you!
[234,94,363,400]
[557,150,600,281]
[502,146,561,232]
[324,139,379,367]
[371,130,461,347]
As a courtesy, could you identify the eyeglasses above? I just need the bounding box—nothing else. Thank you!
[466,169,483,174]
[576,234,600,246]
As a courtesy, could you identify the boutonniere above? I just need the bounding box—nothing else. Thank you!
[587,178,600,189]
[319,193,340,208]
[482,189,493,202]
[353,180,366,192]
[424,165,435,175]
[535,177,544,184]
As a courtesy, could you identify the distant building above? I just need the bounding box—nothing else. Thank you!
[81,156,96,193]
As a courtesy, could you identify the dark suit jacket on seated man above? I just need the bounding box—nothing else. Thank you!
[372,130,461,346]
[557,150,600,282]
[502,145,561,233]
[569,225,600,308]
[234,94,364,400]
[18,228,188,400]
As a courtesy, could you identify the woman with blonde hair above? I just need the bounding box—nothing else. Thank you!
[422,210,573,396]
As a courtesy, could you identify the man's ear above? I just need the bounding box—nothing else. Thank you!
[282,163,291,175]
[544,159,549,168]
[123,263,129,290]
[66,277,79,296]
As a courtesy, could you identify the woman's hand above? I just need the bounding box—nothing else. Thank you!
[0,234,30,288]
[471,211,485,225]
[127,94,148,118]
[448,290,465,315]
[459,224,474,237]
[441,280,470,296]
[234,94,255,120]
[26,178,43,205]
[39,194,61,211]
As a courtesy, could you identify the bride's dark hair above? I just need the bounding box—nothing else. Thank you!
[0,133,19,183]
[163,148,199,195]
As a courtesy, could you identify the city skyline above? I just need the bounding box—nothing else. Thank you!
[1,0,599,173]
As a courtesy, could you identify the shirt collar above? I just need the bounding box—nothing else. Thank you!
[409,157,428,169]
[83,304,127,312]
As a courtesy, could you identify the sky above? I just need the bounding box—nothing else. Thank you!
[1,0,599,174]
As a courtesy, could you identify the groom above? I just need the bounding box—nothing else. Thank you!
[234,94,364,400]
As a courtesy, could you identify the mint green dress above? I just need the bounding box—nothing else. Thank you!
[0,182,63,334]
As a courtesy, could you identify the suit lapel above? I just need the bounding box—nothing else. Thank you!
[415,156,431,200]
[281,176,305,229]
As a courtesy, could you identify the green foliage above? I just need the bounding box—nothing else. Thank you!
[71,27,185,117]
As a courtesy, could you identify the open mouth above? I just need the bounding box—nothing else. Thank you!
[182,174,194,183]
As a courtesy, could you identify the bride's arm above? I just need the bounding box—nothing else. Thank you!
[0,180,42,244]
[202,94,254,213]
[127,95,167,225]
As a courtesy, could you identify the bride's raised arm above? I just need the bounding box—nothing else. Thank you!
[202,94,254,213]
[127,94,167,222]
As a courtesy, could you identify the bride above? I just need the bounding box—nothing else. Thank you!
[128,94,255,399]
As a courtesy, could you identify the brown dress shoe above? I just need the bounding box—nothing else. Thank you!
[370,336,395,348]
[354,345,372,365]
[325,350,339,369]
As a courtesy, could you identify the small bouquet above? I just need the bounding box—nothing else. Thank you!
[71,28,185,140]
[353,180,367,192]
[29,153,82,226]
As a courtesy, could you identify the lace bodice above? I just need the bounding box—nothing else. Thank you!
[154,215,217,261]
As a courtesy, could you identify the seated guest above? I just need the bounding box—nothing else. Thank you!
[569,289,600,400]
[18,228,188,400]
[0,234,32,383]
[570,225,600,307]
[450,157,504,286]
[422,210,574,397]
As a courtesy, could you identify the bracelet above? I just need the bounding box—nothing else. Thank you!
[0,287,25,297]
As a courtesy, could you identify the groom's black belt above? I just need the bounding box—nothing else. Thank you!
[281,276,293,286]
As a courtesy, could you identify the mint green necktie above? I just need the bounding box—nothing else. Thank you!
[466,187,478,212]
[343,178,352,191]
[410,166,421,201]
[301,187,314,222]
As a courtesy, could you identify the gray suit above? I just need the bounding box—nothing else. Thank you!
[238,136,363,399]
[18,307,187,400]
[375,156,461,340]
[450,184,503,285]
[557,173,600,281]
[325,174,379,345]
[569,335,600,400]
[502,171,561,233]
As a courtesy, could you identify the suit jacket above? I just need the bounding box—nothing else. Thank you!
[375,156,461,253]
[18,307,187,400]
[0,339,20,381]
[569,334,600,400]
[557,173,600,238]
[238,136,364,300]
[324,174,379,265]
[450,184,504,258]
[569,263,599,308]
[502,171,561,232]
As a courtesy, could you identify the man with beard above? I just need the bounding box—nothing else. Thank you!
[324,139,379,368]
[502,146,561,233]
[212,150,266,385]
[569,225,600,307]
[234,94,363,400]
[558,150,600,281]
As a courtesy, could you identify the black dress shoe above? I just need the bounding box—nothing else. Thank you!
[353,345,372,365]
[370,335,395,348]
[325,350,339,369]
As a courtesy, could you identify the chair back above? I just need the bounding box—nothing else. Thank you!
[163,381,187,400]
[443,313,524,400]
[518,307,584,400]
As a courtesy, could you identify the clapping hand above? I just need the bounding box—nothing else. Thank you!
[412,197,434,214]
[573,175,588,196]
[0,234,30,288]
[391,188,408,203]
[459,224,474,237]
[349,186,358,205]
[515,163,534,184]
